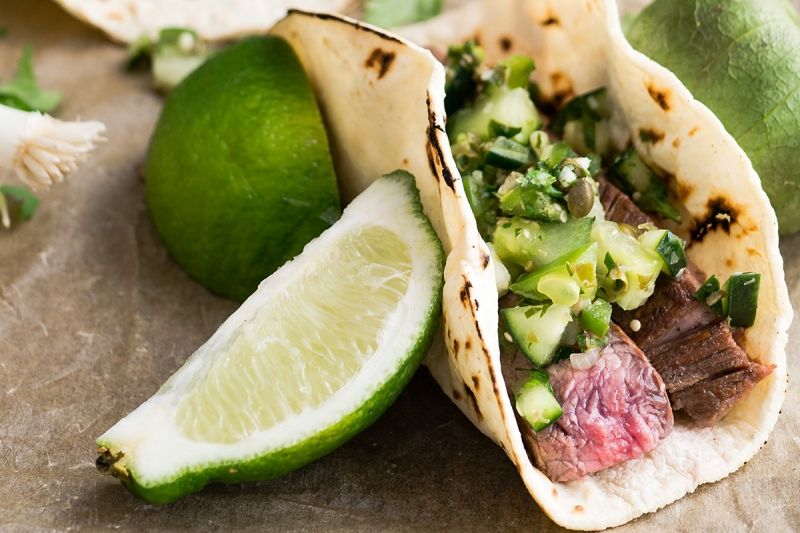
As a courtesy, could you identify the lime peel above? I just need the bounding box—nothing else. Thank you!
[97,172,444,503]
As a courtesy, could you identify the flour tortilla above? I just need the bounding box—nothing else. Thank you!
[395,0,792,529]
[52,0,354,43]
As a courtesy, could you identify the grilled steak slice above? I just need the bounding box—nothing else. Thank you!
[670,362,772,425]
[646,320,750,393]
[614,265,719,350]
[513,325,673,483]
[600,180,772,425]
[599,176,652,227]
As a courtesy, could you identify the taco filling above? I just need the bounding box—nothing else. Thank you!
[443,42,772,483]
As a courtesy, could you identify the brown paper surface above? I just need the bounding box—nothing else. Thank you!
[1,1,798,531]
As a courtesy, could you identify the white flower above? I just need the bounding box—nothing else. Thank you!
[0,103,105,190]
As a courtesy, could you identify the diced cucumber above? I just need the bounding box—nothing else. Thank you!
[510,243,598,304]
[501,304,573,367]
[580,298,612,337]
[724,272,760,327]
[592,220,661,310]
[492,216,593,271]
[639,229,687,278]
[484,137,531,170]
[608,148,681,222]
[447,86,540,143]
[514,370,563,431]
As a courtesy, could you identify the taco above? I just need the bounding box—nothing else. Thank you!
[395,0,792,529]
[52,0,352,43]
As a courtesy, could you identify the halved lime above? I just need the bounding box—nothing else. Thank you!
[97,172,444,503]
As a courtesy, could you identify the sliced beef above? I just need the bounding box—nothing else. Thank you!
[671,362,772,425]
[599,177,652,227]
[646,320,750,393]
[613,265,718,350]
[600,180,772,426]
[514,325,673,483]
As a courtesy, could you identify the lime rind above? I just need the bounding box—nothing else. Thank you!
[97,171,444,503]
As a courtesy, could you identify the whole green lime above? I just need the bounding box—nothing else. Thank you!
[146,36,340,300]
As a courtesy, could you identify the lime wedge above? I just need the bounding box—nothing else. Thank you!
[96,172,444,503]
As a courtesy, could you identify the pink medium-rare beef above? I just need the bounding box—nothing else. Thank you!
[519,325,673,483]
[600,180,772,426]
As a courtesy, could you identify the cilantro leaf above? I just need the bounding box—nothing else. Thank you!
[0,46,61,112]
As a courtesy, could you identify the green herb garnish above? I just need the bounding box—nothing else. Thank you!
[0,46,61,112]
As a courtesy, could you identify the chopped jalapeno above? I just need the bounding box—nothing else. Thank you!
[724,272,760,327]
[580,298,612,338]
[694,274,725,316]
[492,216,593,271]
[694,272,759,326]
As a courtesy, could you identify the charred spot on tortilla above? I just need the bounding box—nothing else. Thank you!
[574,505,584,513]
[541,12,560,26]
[460,280,473,308]
[692,197,738,242]
[465,338,472,351]
[481,250,491,269]
[463,382,483,418]
[365,48,396,79]
[688,125,700,137]
[426,94,455,189]
[549,72,575,109]
[639,128,665,144]
[646,83,671,111]
[452,388,463,401]
[672,137,681,148]
[676,181,694,202]
[747,247,760,258]
[453,338,460,354]
[499,36,513,52]
[472,374,481,391]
